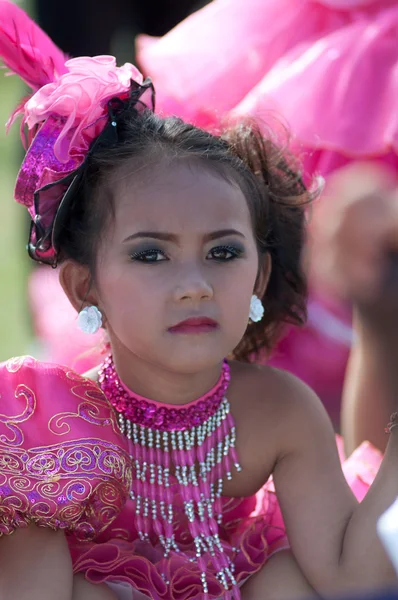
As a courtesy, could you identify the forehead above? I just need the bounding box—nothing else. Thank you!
[111,160,253,236]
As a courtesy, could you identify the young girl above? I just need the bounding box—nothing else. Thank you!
[0,3,397,600]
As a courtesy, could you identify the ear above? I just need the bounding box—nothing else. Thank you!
[255,252,272,298]
[59,260,100,315]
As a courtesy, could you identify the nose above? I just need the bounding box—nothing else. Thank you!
[173,264,214,303]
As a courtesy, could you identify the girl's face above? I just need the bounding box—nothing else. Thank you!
[95,160,263,373]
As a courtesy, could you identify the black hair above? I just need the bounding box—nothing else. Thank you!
[57,104,316,361]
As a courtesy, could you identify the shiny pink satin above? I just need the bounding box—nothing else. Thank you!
[15,116,81,215]
[137,0,398,155]
[232,3,398,157]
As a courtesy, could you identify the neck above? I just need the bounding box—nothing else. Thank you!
[105,347,225,406]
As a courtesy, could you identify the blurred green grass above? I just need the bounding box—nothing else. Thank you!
[0,72,33,360]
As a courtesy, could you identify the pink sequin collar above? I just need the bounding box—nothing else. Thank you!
[98,356,231,432]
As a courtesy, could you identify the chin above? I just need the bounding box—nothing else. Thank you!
[161,330,244,373]
[161,347,227,375]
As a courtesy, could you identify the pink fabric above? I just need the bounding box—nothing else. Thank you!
[137,0,343,128]
[136,0,397,141]
[24,56,142,164]
[15,116,82,216]
[0,358,383,598]
[232,4,398,158]
[69,485,288,599]
[0,356,131,539]
[0,0,67,93]
[137,0,398,167]
[342,441,383,502]
[315,0,387,9]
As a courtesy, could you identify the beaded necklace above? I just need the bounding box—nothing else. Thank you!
[98,355,242,598]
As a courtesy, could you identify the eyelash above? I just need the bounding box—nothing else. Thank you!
[208,245,243,261]
[129,249,168,263]
[129,245,243,263]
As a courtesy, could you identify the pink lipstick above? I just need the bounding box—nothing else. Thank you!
[168,317,219,334]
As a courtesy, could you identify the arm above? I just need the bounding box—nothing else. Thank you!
[341,310,395,455]
[277,163,398,594]
[0,358,131,599]
[0,526,73,600]
[272,370,396,595]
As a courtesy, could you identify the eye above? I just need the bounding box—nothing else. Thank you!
[207,245,243,261]
[130,249,168,263]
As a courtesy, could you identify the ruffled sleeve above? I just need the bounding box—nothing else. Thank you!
[0,356,131,540]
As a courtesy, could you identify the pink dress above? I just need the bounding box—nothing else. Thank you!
[0,356,382,598]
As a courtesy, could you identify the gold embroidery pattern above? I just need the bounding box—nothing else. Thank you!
[0,358,134,539]
[5,356,31,374]
[0,384,36,447]
[48,372,121,436]
[0,438,132,540]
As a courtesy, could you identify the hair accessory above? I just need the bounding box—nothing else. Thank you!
[98,355,241,598]
[249,294,264,322]
[0,1,155,266]
[77,305,103,334]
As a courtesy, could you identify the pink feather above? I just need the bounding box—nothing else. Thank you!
[0,0,68,92]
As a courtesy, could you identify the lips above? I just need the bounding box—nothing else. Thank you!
[168,317,219,334]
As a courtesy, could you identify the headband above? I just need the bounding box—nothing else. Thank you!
[0,0,154,265]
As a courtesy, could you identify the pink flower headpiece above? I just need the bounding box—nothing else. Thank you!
[0,1,154,265]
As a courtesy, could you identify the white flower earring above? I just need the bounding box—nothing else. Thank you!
[249,294,264,323]
[77,305,103,334]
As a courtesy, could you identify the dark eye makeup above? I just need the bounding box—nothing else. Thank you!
[129,248,168,263]
[129,242,245,264]
[207,245,244,261]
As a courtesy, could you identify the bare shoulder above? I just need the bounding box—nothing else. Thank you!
[229,359,325,416]
[229,360,334,460]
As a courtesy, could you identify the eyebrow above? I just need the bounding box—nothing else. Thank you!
[122,229,246,243]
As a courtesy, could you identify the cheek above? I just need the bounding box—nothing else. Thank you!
[217,260,258,309]
[96,253,258,325]
[96,263,155,320]
[98,264,178,337]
